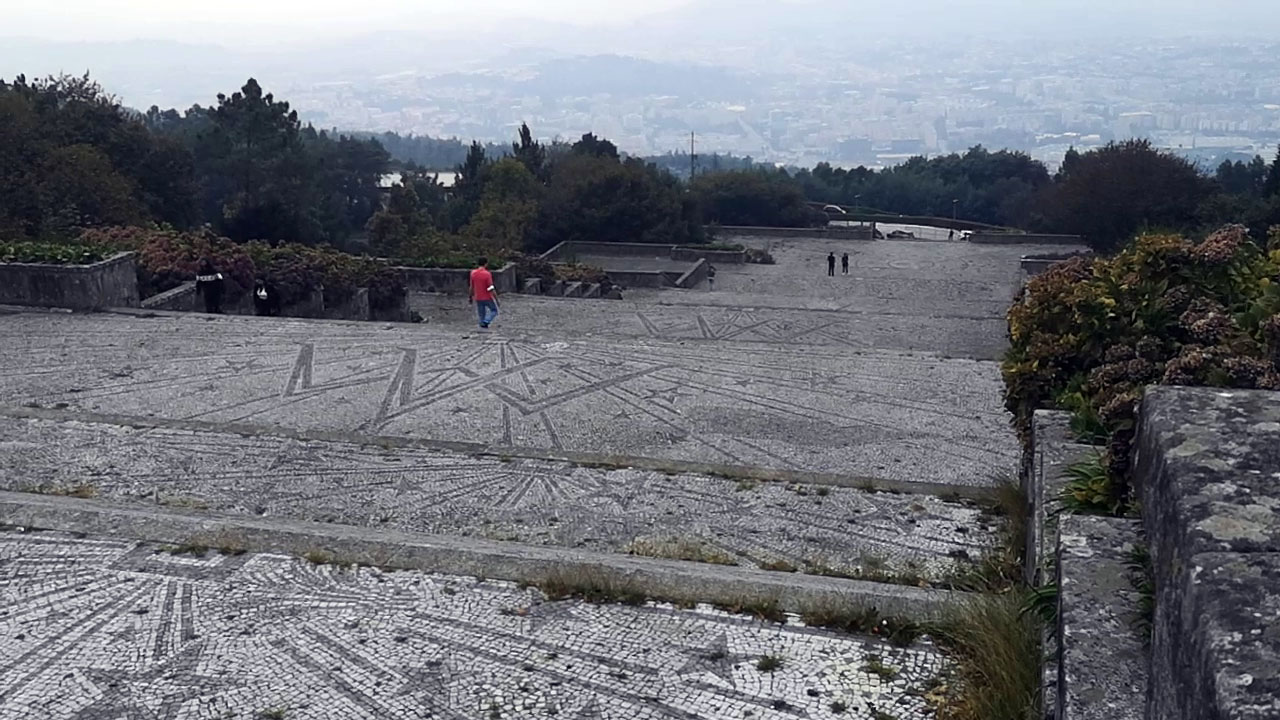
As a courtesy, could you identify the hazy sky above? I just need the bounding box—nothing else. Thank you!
[7,0,1280,45]
[6,0,697,43]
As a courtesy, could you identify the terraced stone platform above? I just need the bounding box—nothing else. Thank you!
[0,414,997,582]
[0,235,1049,719]
[0,528,947,720]
[0,311,1015,488]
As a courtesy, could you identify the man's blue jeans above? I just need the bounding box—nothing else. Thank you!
[476,300,499,327]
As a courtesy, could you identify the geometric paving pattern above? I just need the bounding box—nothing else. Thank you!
[0,529,947,720]
[0,312,1017,488]
[0,416,997,580]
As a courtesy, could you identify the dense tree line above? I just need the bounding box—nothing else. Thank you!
[6,73,1279,258]
[0,74,388,247]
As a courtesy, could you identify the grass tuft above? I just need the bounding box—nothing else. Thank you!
[756,654,783,672]
[626,537,736,566]
[928,593,1039,720]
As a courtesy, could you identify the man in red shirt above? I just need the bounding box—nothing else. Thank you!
[469,257,500,329]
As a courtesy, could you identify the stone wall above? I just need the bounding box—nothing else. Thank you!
[1134,387,1280,720]
[397,263,516,295]
[0,252,140,311]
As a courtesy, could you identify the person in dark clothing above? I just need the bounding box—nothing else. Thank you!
[195,259,225,314]
[827,252,836,277]
[253,277,281,316]
[707,264,717,291]
[841,253,849,274]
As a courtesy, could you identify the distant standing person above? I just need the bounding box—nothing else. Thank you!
[948,228,955,241]
[827,252,836,277]
[706,264,717,291]
[195,259,224,314]
[253,277,281,316]
[841,253,849,275]
[469,257,500,329]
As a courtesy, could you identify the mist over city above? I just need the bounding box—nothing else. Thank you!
[5,0,1280,170]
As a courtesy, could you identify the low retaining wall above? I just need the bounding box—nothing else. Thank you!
[675,259,709,289]
[605,269,671,288]
[540,241,675,262]
[671,247,747,264]
[1135,387,1280,720]
[140,282,197,312]
[1021,252,1091,278]
[969,232,1084,245]
[0,252,139,311]
[718,225,877,240]
[398,263,516,295]
[324,288,370,321]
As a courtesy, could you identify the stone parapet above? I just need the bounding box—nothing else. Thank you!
[1135,387,1280,720]
[0,252,139,311]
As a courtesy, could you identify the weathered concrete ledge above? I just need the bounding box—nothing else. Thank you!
[1055,514,1147,720]
[1136,387,1280,720]
[140,281,197,311]
[0,490,963,620]
[397,262,517,295]
[0,251,139,310]
[0,404,999,500]
[1025,410,1100,585]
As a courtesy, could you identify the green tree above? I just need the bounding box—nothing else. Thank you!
[511,122,547,179]
[1265,147,1280,198]
[1033,140,1211,252]
[691,169,816,227]
[462,158,542,253]
[571,132,619,160]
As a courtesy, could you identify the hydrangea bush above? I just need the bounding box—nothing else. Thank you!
[1003,224,1280,512]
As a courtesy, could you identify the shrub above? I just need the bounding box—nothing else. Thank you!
[245,242,406,311]
[745,248,776,264]
[1003,224,1280,512]
[0,240,110,265]
[80,227,256,298]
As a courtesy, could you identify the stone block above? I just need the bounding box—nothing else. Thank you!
[1028,410,1100,585]
[582,283,602,298]
[1135,387,1280,720]
[521,278,542,295]
[562,281,584,298]
[545,280,565,297]
[1055,515,1147,720]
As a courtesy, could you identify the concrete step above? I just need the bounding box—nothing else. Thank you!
[1053,514,1148,720]
[0,490,965,621]
[520,277,542,295]
[0,411,1001,588]
[0,524,957,719]
[562,281,584,298]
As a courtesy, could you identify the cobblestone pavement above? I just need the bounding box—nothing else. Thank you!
[0,312,1016,487]
[0,416,997,580]
[0,529,949,720]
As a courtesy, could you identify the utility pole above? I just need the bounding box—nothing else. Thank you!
[690,131,697,180]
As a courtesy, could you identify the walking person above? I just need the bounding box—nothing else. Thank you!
[469,257,500,329]
[827,252,836,277]
[195,259,225,314]
[706,264,717,291]
[841,253,849,275]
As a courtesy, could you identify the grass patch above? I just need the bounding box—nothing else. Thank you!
[157,495,211,510]
[756,654,783,672]
[928,593,1039,720]
[1061,453,1126,516]
[714,596,787,623]
[536,566,649,606]
[257,710,287,720]
[735,478,760,492]
[798,598,923,647]
[20,483,99,499]
[948,477,1027,594]
[863,656,899,680]
[303,550,337,566]
[167,543,209,557]
[1124,542,1154,642]
[757,558,798,573]
[805,557,928,589]
[626,537,736,566]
